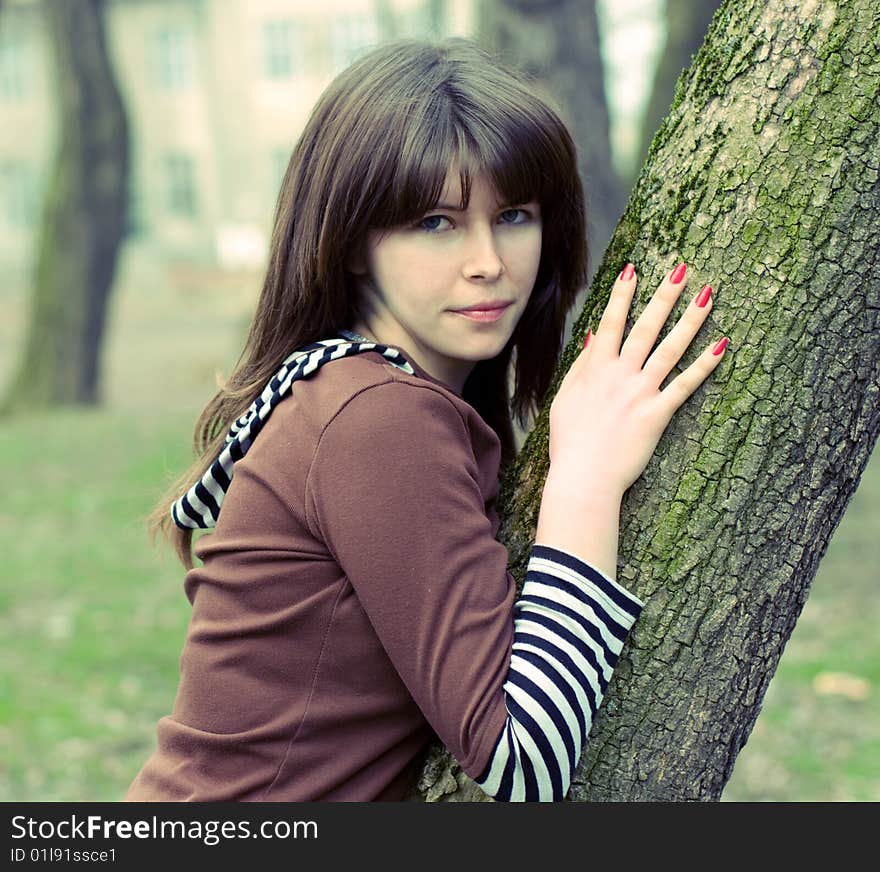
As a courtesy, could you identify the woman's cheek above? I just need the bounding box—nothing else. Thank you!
[508,226,542,275]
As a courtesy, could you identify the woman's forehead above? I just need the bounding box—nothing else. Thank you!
[432,161,503,207]
[434,172,514,210]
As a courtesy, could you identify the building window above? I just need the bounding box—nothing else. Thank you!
[152,25,192,91]
[0,21,31,101]
[0,160,39,228]
[163,154,197,218]
[330,15,379,74]
[263,20,300,80]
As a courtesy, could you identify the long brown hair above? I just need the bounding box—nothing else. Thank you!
[149,36,588,568]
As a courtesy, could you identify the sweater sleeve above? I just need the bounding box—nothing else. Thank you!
[305,381,644,802]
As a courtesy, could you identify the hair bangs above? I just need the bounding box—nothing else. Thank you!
[371,106,556,232]
[371,99,474,229]
[370,101,562,235]
[465,115,554,213]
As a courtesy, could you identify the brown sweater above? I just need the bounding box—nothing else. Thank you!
[127,348,517,801]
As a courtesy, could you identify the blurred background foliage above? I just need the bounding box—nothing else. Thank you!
[0,0,876,801]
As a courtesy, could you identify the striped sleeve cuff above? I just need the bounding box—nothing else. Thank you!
[472,543,644,802]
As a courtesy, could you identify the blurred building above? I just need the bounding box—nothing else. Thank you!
[0,0,475,285]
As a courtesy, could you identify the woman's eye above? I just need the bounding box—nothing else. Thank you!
[416,208,532,232]
[418,215,453,232]
[499,208,529,224]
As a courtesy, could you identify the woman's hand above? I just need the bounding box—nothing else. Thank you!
[548,262,729,497]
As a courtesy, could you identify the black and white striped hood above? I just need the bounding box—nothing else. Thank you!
[171,330,415,530]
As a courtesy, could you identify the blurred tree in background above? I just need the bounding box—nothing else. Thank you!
[3,0,128,411]
[408,0,880,801]
[632,0,720,190]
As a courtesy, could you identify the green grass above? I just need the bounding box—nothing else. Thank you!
[1,408,197,800]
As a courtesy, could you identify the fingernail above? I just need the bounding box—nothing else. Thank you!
[670,262,687,284]
[583,328,592,349]
[619,263,635,281]
[695,285,712,307]
[712,337,729,356]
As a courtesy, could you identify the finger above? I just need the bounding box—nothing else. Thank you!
[592,263,639,355]
[620,261,689,367]
[563,325,594,386]
[656,334,730,418]
[641,283,715,389]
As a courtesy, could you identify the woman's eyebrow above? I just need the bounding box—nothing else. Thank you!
[431,199,537,211]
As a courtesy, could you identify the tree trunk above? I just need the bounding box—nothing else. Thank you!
[407,0,880,801]
[2,0,129,410]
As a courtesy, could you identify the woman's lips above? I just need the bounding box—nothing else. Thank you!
[451,303,512,322]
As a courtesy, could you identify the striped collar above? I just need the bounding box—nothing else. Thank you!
[171,331,415,530]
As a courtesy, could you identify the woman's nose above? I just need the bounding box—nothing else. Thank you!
[462,225,504,280]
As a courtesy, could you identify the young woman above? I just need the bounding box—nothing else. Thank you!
[126,37,729,802]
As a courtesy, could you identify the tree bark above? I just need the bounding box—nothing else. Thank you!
[2,0,129,410]
[407,0,880,801]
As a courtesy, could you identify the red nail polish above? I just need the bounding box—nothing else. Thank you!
[712,337,729,356]
[583,328,592,349]
[696,285,712,307]
[670,262,687,284]
[619,263,635,281]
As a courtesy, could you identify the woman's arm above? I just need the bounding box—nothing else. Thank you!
[468,477,639,802]
[536,474,623,583]
[472,541,642,801]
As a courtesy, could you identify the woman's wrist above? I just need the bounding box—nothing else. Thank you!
[536,471,623,582]
[542,467,625,507]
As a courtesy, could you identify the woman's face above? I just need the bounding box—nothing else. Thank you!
[349,167,542,394]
